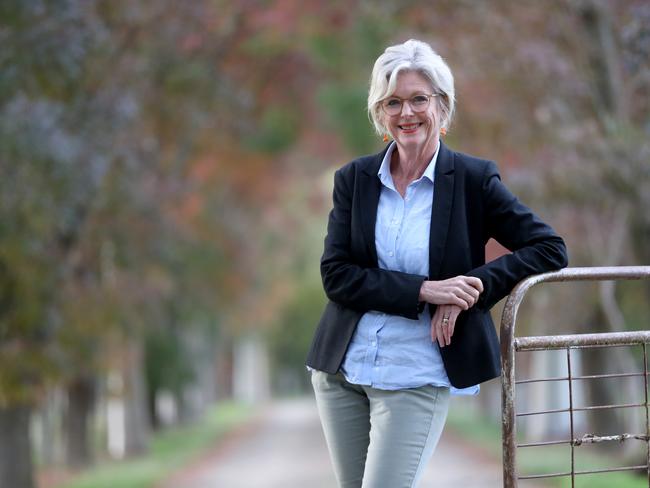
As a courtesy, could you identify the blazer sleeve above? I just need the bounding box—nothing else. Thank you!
[320,167,427,319]
[466,161,568,310]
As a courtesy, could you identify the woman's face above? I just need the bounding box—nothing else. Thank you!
[382,70,440,153]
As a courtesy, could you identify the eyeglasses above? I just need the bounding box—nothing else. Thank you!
[380,93,439,116]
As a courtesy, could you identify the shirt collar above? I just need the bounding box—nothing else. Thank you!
[377,140,440,189]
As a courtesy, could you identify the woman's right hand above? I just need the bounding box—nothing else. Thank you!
[418,276,484,310]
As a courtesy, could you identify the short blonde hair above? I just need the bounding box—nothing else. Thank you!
[368,39,455,136]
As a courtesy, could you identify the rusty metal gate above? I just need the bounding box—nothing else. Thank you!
[501,266,650,487]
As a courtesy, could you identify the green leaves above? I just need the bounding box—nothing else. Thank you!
[246,105,300,154]
[318,83,378,154]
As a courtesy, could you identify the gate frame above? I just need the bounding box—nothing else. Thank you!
[500,265,650,487]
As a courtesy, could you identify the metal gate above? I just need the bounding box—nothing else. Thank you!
[501,266,650,487]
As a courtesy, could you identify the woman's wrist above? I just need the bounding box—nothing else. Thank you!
[419,280,434,303]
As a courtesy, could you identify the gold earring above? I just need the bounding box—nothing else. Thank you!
[383,134,390,142]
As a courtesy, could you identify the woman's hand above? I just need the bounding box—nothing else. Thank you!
[431,304,463,347]
[418,276,483,310]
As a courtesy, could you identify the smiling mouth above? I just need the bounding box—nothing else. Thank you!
[398,123,423,131]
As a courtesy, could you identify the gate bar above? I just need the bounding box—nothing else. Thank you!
[500,266,650,488]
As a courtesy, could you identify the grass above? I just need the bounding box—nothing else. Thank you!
[446,400,648,488]
[58,401,254,488]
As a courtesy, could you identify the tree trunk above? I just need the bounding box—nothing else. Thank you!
[215,335,234,400]
[64,376,96,468]
[37,389,65,466]
[577,0,629,124]
[0,404,35,488]
[582,308,622,442]
[176,326,217,424]
[123,339,150,456]
[147,385,160,431]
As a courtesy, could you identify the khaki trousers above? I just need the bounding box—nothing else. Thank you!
[311,370,450,488]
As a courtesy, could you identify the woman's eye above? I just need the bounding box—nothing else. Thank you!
[412,95,428,104]
[386,99,401,107]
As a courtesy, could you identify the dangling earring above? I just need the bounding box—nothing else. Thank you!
[383,134,390,142]
[440,127,447,136]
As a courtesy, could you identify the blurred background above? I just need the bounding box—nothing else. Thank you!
[1,1,649,487]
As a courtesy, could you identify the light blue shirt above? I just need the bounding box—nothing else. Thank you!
[340,142,479,395]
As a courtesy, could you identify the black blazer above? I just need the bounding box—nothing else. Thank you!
[305,142,568,388]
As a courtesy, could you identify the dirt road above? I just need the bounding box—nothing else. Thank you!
[160,395,519,488]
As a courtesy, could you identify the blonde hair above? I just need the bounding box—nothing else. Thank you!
[368,39,455,136]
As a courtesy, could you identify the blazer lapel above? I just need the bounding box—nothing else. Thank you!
[429,142,455,279]
[360,144,390,267]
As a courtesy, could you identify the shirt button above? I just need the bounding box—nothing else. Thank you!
[388,251,394,257]
[371,341,376,346]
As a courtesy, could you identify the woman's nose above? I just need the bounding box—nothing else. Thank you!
[400,100,415,115]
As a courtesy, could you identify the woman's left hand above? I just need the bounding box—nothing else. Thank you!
[431,304,463,347]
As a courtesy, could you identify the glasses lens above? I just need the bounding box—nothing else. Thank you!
[410,95,429,111]
[383,98,402,115]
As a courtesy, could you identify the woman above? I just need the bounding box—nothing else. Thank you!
[306,39,568,488]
